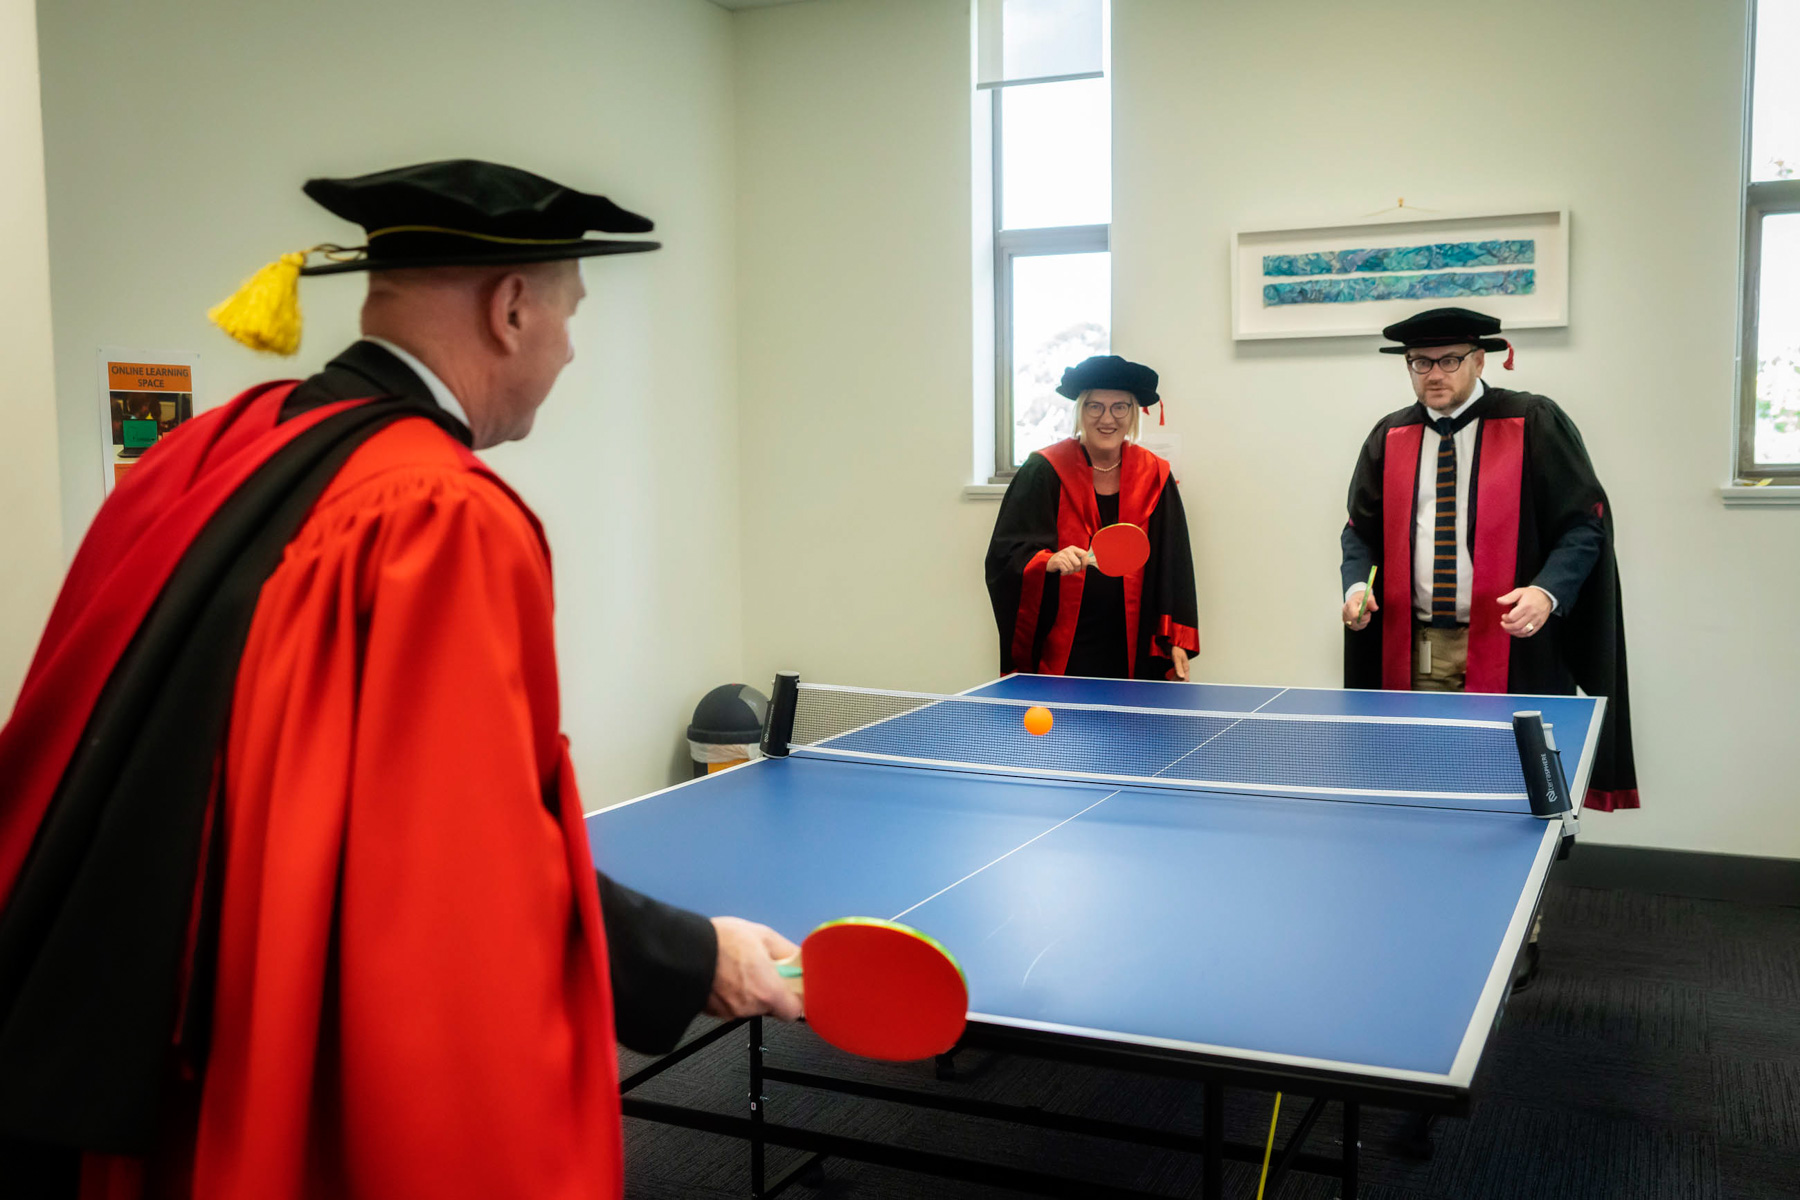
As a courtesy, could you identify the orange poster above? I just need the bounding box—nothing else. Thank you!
[98,350,198,494]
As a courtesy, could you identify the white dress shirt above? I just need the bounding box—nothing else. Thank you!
[364,336,473,432]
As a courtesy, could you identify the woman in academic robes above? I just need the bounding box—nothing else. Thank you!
[986,355,1200,681]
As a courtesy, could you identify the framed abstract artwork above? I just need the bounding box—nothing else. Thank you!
[1230,209,1569,340]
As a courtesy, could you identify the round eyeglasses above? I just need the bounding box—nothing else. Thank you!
[1082,400,1138,420]
[1406,351,1475,375]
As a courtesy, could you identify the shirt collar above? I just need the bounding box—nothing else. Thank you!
[1437,379,1486,424]
[363,336,472,431]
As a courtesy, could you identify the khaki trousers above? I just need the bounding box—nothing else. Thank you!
[1413,625,1469,692]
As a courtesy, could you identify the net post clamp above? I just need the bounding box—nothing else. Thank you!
[1511,711,1573,821]
[762,671,800,759]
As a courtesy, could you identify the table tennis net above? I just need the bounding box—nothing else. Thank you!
[786,683,1536,810]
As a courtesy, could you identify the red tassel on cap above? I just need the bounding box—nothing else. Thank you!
[1502,341,1515,370]
[1158,399,1165,426]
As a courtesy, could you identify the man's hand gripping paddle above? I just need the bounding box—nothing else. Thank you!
[1356,565,1378,621]
[776,917,968,1061]
[1087,523,1151,577]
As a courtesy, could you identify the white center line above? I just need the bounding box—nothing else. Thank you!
[890,688,1295,923]
[1148,686,1291,780]
[889,788,1123,922]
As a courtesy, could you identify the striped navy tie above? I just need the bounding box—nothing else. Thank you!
[1431,417,1460,626]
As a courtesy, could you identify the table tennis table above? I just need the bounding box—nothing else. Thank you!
[590,673,1604,1199]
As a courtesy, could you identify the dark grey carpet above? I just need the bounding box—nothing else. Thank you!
[620,884,1800,1198]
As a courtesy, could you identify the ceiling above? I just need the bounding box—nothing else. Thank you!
[708,0,810,9]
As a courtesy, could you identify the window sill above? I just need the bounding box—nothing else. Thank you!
[1718,484,1800,507]
[964,483,1008,501]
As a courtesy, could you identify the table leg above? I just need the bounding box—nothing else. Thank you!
[1341,1100,1360,1200]
[1203,1082,1224,1198]
[749,1016,766,1197]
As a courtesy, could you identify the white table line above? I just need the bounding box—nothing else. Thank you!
[889,788,1124,923]
[1147,686,1292,780]
[889,688,1297,924]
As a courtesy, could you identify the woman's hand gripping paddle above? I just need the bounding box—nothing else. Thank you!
[1087,523,1151,577]
[776,917,968,1061]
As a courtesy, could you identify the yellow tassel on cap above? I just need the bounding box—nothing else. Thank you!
[208,251,306,355]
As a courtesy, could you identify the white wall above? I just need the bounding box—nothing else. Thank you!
[0,0,63,709]
[734,0,994,692]
[1113,0,1789,859]
[35,0,742,806]
[32,0,1798,855]
[733,0,1799,860]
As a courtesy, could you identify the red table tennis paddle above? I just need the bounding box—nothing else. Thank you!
[1087,522,1151,577]
[777,917,967,1061]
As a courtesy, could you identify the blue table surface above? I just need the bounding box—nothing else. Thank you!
[589,678,1598,1079]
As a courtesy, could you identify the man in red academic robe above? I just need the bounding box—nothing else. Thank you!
[1338,306,1637,812]
[0,160,799,1200]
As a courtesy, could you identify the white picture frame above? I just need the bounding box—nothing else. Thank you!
[1230,208,1569,341]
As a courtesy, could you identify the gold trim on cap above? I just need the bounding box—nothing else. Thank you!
[364,224,588,246]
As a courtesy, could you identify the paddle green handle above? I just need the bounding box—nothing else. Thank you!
[1355,565,1378,620]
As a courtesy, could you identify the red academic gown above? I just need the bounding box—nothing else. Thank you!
[986,439,1199,680]
[0,378,623,1197]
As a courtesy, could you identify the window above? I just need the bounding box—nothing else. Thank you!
[977,0,1109,478]
[1741,0,1800,476]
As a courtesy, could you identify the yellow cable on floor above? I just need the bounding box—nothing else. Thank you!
[1255,1092,1283,1200]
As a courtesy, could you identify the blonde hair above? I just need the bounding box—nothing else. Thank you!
[1072,388,1141,442]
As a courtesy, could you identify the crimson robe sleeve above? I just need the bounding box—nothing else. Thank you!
[204,433,626,1200]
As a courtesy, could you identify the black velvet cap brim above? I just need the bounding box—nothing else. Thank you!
[299,238,661,276]
[1053,355,1160,406]
[1378,336,1509,354]
[1055,386,1160,407]
[1057,390,1161,407]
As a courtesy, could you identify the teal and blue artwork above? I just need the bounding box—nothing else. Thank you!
[1263,268,1536,307]
[1262,240,1535,277]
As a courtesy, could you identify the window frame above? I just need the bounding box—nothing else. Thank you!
[986,80,1110,483]
[1738,179,1800,478]
[1737,0,1800,478]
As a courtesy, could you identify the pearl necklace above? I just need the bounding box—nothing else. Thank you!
[1091,458,1121,473]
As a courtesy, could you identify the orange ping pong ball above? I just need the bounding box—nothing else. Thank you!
[1022,706,1053,736]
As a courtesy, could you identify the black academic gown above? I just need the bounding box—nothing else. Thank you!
[987,439,1199,680]
[1339,385,1638,809]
